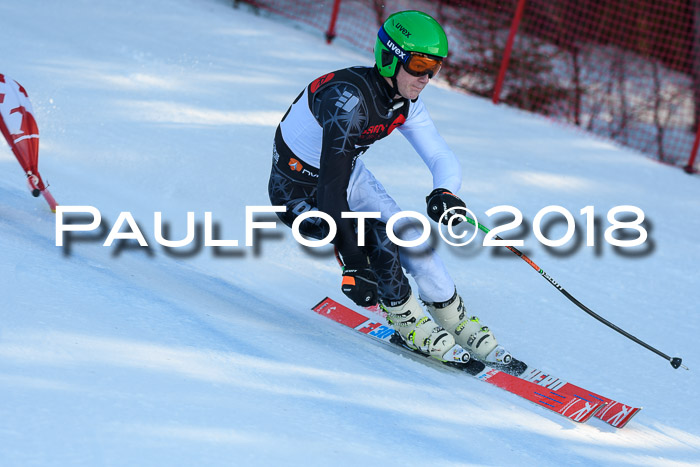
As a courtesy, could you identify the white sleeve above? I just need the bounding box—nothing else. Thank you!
[398,97,461,194]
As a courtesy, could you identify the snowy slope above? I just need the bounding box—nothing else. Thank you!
[1,0,699,465]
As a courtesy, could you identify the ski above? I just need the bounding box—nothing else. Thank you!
[514,363,641,428]
[312,297,609,425]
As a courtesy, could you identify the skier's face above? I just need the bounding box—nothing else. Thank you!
[394,66,430,100]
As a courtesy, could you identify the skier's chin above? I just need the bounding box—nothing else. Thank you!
[402,87,424,100]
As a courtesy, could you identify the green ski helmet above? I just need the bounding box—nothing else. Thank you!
[374,10,448,79]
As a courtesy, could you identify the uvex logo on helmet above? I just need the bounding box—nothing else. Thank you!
[393,21,412,38]
[386,40,407,60]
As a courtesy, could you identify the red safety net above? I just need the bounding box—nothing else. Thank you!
[236,0,700,172]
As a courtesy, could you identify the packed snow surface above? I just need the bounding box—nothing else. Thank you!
[1,1,699,465]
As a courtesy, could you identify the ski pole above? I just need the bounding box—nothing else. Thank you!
[461,216,688,370]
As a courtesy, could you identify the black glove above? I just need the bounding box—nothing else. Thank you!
[426,188,467,225]
[340,253,378,307]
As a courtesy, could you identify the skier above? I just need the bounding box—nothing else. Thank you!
[268,10,509,364]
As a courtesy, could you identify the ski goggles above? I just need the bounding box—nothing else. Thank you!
[403,52,443,78]
[377,25,444,78]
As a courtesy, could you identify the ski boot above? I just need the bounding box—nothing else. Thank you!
[382,292,464,362]
[426,291,512,365]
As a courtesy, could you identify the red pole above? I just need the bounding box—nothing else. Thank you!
[493,0,527,104]
[325,0,342,44]
[685,124,700,173]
